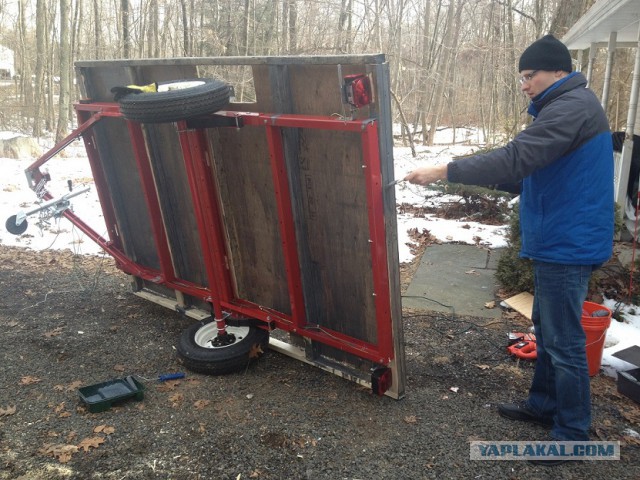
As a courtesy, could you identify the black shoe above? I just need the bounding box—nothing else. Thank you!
[497,401,553,427]
[528,458,570,466]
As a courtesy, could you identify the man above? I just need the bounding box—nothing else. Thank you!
[405,34,614,459]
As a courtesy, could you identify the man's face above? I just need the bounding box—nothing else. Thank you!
[519,70,568,98]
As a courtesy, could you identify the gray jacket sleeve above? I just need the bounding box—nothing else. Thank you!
[447,90,596,186]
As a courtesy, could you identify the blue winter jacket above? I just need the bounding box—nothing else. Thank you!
[447,72,613,265]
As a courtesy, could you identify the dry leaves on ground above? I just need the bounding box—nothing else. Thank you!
[44,327,63,338]
[19,376,42,385]
[169,393,184,408]
[0,405,17,416]
[39,444,79,463]
[249,343,264,359]
[193,399,210,410]
[620,407,640,426]
[77,436,105,452]
[157,380,182,392]
[93,425,115,435]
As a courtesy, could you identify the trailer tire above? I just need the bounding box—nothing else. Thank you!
[117,78,232,123]
[176,319,269,375]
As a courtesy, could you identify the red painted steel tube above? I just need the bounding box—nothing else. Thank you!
[75,109,122,247]
[132,126,176,279]
[125,121,177,284]
[176,123,229,329]
[216,111,375,132]
[74,102,122,116]
[26,110,108,186]
[264,125,307,330]
[220,298,384,362]
[34,102,396,366]
[360,121,394,363]
[179,126,234,302]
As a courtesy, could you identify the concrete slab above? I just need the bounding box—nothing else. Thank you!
[403,244,504,318]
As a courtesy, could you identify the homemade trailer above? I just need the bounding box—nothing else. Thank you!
[9,55,406,398]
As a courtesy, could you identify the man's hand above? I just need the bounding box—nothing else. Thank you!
[403,164,448,185]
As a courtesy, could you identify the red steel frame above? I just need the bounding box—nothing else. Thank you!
[25,102,395,365]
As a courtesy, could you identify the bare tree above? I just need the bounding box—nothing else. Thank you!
[180,0,191,55]
[426,0,456,145]
[32,0,47,137]
[121,0,131,58]
[549,0,596,37]
[56,0,71,141]
[288,0,297,53]
[336,0,353,53]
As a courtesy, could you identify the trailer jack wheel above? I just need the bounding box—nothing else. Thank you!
[176,319,269,375]
[5,215,28,235]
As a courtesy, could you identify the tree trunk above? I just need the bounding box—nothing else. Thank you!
[549,0,595,37]
[152,0,160,57]
[288,0,297,53]
[417,0,431,144]
[17,0,34,124]
[427,0,455,145]
[32,0,47,137]
[240,0,250,55]
[121,0,131,58]
[93,0,100,58]
[180,0,190,55]
[56,0,71,142]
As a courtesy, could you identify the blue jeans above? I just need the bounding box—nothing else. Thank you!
[527,261,596,441]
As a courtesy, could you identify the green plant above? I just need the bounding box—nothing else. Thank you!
[614,201,623,238]
[495,202,535,293]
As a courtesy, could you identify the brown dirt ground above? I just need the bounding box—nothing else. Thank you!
[1,244,639,480]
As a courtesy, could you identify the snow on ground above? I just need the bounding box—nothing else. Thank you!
[1,128,639,379]
[0,136,106,256]
[391,141,508,263]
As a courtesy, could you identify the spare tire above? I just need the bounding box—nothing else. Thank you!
[117,78,232,123]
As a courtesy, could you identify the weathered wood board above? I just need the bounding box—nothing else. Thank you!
[75,56,405,398]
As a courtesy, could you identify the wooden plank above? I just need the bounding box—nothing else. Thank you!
[200,63,291,314]
[371,61,406,399]
[142,124,208,287]
[284,64,377,343]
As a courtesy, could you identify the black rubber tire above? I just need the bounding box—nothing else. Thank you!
[117,78,232,123]
[6,215,28,235]
[176,319,269,375]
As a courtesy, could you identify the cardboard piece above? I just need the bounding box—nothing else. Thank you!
[503,292,534,320]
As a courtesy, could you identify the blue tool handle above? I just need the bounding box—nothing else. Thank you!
[158,372,185,382]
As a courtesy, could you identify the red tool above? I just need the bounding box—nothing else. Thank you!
[507,332,537,360]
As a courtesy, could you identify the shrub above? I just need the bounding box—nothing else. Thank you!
[495,202,534,294]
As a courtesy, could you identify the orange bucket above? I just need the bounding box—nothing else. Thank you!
[581,301,612,376]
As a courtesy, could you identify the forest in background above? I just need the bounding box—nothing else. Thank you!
[0,0,634,146]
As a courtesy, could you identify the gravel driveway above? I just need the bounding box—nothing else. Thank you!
[0,245,638,479]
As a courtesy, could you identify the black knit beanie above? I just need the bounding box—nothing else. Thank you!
[518,34,572,73]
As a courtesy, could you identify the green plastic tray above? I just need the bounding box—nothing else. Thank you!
[78,375,145,413]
